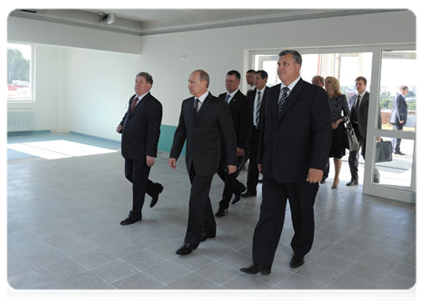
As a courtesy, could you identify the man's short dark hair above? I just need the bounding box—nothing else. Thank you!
[193,69,210,88]
[246,69,256,74]
[355,76,367,85]
[279,50,302,66]
[255,70,268,80]
[401,85,408,91]
[136,72,153,85]
[227,70,241,80]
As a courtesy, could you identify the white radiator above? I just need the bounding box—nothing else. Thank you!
[7,110,35,131]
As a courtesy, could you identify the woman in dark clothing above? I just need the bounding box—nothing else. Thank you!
[324,76,350,189]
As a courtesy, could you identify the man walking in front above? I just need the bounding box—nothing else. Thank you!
[117,72,163,226]
[240,50,331,274]
[169,70,237,255]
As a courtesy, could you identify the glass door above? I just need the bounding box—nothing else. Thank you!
[365,50,416,202]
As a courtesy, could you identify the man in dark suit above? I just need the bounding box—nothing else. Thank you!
[347,76,381,186]
[116,72,163,226]
[215,70,252,217]
[169,70,237,255]
[390,85,408,155]
[241,70,269,198]
[240,50,332,275]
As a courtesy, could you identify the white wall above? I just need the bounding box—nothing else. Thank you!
[7,10,415,142]
[65,48,142,140]
[138,10,415,127]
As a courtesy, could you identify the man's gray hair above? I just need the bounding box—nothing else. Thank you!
[279,50,302,66]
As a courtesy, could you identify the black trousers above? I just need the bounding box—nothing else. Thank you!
[216,154,247,209]
[124,158,157,219]
[348,124,380,182]
[184,165,216,246]
[252,176,319,269]
[245,128,259,193]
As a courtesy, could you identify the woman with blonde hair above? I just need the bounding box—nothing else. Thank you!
[324,76,350,189]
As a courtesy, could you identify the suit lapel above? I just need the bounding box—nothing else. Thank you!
[129,92,150,116]
[275,80,303,123]
[196,93,212,119]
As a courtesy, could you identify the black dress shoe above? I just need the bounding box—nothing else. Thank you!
[232,183,246,204]
[289,255,304,268]
[120,217,141,226]
[394,151,406,155]
[241,191,256,198]
[150,183,164,208]
[240,264,271,275]
[215,207,228,217]
[176,243,198,255]
[346,180,358,186]
[200,232,216,242]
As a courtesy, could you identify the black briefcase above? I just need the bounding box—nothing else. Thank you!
[375,140,393,163]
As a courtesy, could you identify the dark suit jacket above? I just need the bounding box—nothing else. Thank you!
[390,93,408,126]
[349,92,369,138]
[170,93,237,177]
[257,79,332,183]
[218,90,252,150]
[120,92,162,160]
[247,88,256,103]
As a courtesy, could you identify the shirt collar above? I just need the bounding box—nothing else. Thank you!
[358,91,366,98]
[226,89,239,103]
[135,91,149,100]
[196,91,209,103]
[281,76,301,92]
[257,86,266,93]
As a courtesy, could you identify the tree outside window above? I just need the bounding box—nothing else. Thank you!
[7,43,33,101]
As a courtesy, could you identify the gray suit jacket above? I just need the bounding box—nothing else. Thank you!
[390,93,408,126]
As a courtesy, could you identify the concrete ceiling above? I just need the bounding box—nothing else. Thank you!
[10,9,403,36]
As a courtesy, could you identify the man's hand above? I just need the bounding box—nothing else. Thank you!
[236,148,245,157]
[116,125,123,133]
[306,168,323,183]
[227,165,237,175]
[146,156,155,167]
[169,158,177,169]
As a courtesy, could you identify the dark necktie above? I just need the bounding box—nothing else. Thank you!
[351,95,360,123]
[194,98,200,115]
[276,87,289,118]
[225,94,231,103]
[255,91,261,126]
[130,97,139,113]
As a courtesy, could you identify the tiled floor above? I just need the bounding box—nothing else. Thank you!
[7,134,416,292]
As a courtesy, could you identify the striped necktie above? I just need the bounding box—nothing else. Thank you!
[255,91,261,127]
[130,97,139,113]
[276,87,289,118]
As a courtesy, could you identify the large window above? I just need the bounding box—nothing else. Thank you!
[7,43,34,102]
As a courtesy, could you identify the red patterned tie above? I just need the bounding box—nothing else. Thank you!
[130,97,139,113]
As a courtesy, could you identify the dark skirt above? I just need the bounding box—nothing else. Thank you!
[329,122,346,158]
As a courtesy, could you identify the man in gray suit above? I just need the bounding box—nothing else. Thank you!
[347,76,380,186]
[390,85,408,155]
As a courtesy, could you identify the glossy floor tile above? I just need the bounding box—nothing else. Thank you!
[7,134,416,291]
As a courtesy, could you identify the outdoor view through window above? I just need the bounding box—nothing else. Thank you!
[7,43,32,101]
